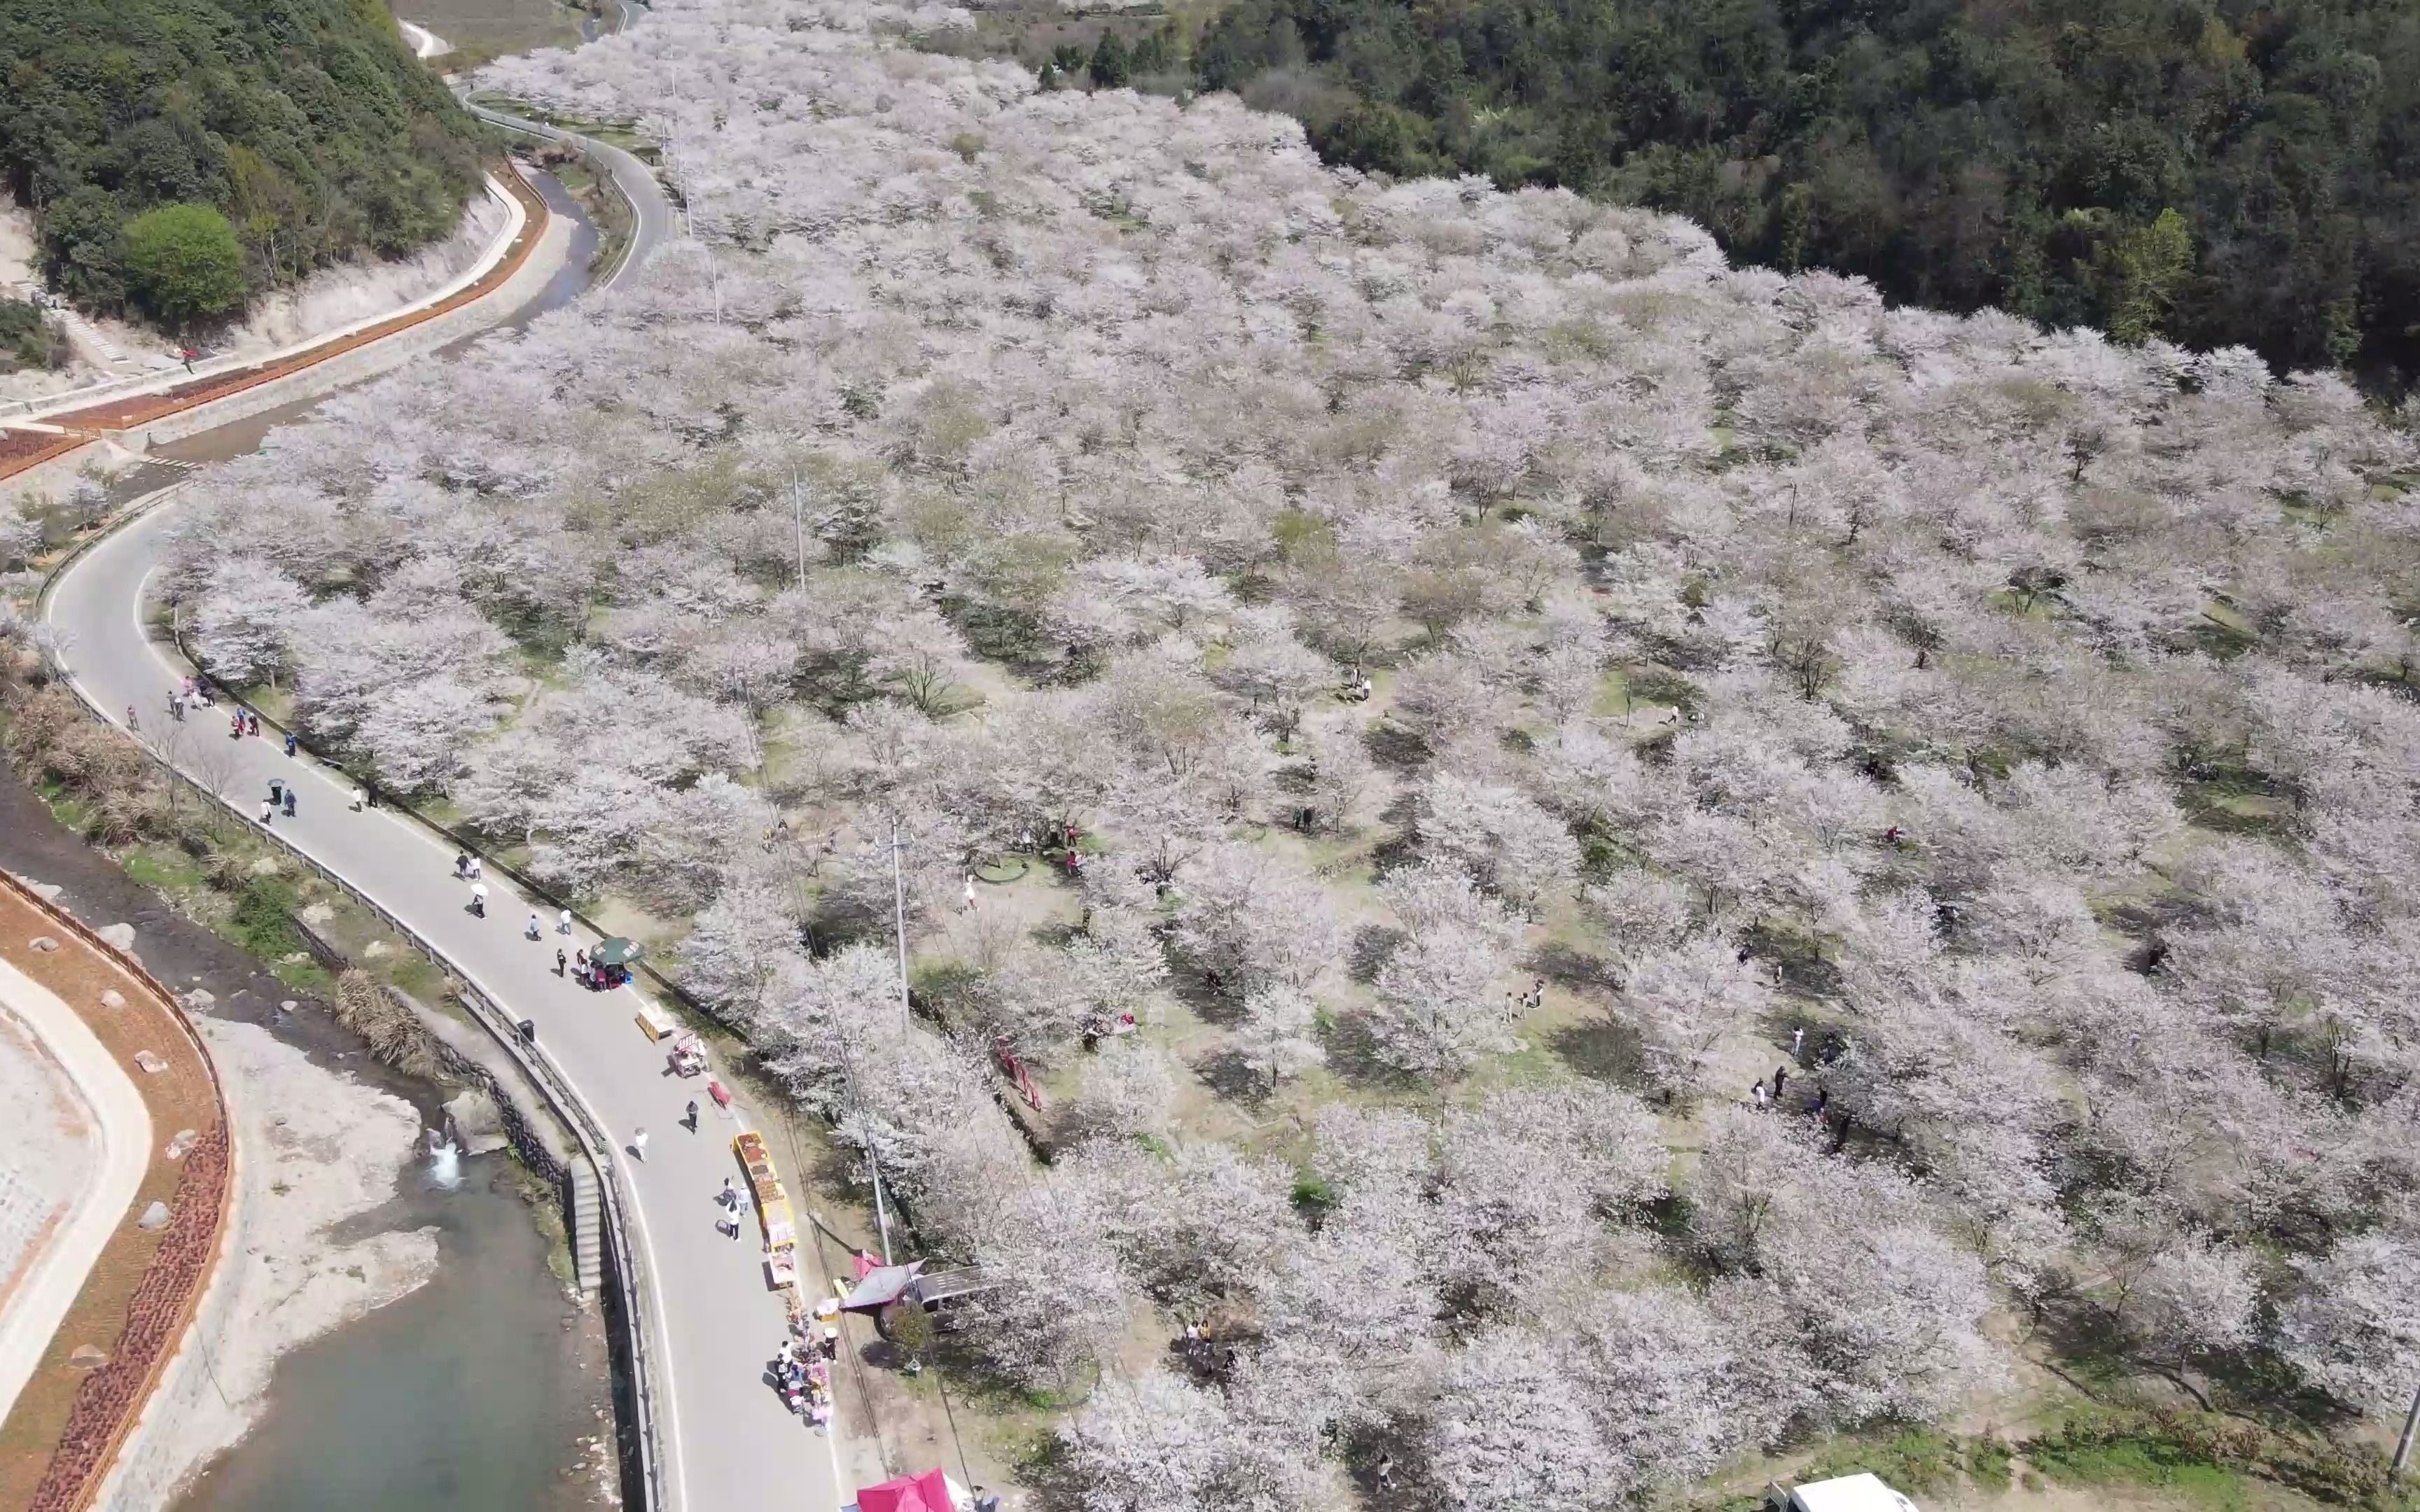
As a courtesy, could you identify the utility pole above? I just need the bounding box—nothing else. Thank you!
[2395,1381,2420,1478]
[869,1147,893,1264]
[790,466,806,590]
[830,1028,894,1264]
[889,813,912,1034]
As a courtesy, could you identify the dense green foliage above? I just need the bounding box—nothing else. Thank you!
[1194,0,2420,390]
[0,0,485,321]
[0,298,66,371]
[120,202,246,327]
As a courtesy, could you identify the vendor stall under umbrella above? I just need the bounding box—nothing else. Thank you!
[591,935,643,988]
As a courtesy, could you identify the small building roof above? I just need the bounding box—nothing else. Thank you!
[1791,1474,1921,1512]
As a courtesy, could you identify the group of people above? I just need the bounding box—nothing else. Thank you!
[569,947,630,990]
[259,776,297,825]
[772,1329,836,1427]
[716,1175,751,1238]
[1748,1026,1833,1119]
[159,676,214,724]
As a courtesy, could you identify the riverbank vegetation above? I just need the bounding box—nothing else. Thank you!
[0,0,485,330]
[141,0,2420,1507]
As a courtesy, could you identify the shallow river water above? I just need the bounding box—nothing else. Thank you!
[174,1149,608,1512]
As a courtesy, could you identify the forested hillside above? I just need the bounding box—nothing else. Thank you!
[1194,0,2420,392]
[0,0,484,328]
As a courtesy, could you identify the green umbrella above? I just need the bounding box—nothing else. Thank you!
[593,937,644,967]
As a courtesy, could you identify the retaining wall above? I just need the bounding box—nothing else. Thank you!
[0,873,234,1512]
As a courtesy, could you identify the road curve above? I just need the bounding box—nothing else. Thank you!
[48,546,843,1512]
[469,103,676,293]
[398,18,449,58]
[37,63,844,1512]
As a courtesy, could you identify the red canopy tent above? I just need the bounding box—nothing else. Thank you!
[856,1469,955,1512]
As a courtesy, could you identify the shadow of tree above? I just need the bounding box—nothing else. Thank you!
[1192,1046,1272,1110]
[1548,1011,1646,1087]
[1166,958,1245,1026]
[1526,940,1611,990]
[1322,1008,1422,1091]
[1363,722,1430,771]
[1349,923,1407,983]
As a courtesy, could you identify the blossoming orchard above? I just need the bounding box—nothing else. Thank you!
[85,0,2420,1502]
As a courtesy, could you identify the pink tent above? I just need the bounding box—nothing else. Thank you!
[857,1469,954,1512]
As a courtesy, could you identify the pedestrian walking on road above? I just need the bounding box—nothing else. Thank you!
[284,732,298,757]
[269,777,284,805]
[259,799,274,825]
[350,788,365,811]
[556,948,568,975]
[282,788,295,818]
[1792,1026,1805,1060]
[557,909,572,935]
[454,853,470,878]
[719,1178,737,1208]
[246,711,260,737]
[574,946,589,974]
[526,911,542,940]
[127,705,139,732]
[470,882,488,918]
[686,1098,700,1130]
[631,1128,648,1161]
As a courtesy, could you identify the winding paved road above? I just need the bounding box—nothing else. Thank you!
[39,57,844,1512]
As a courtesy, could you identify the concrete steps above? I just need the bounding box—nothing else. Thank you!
[567,1158,604,1294]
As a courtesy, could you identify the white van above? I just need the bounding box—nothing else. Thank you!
[1765,1473,1921,1512]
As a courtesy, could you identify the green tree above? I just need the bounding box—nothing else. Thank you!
[1089,31,1131,90]
[41,188,128,309]
[121,204,247,329]
[2103,209,2193,346]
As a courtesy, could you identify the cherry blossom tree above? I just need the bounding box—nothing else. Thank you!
[2279,1226,2420,1420]
[1369,861,1526,1077]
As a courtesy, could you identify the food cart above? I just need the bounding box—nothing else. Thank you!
[665,1030,707,1076]
[733,1130,799,1291]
